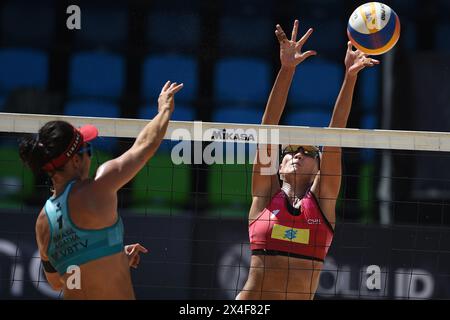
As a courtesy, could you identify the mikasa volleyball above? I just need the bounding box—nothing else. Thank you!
[347,2,401,55]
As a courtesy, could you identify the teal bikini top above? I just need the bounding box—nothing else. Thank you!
[44,180,124,275]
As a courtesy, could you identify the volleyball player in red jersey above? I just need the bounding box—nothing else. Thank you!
[237,20,379,300]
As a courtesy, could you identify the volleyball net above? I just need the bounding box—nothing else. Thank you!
[1,112,450,299]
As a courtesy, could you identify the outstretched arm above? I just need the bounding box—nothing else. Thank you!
[252,20,316,201]
[312,42,380,222]
[261,21,316,125]
[93,81,184,194]
[329,42,379,128]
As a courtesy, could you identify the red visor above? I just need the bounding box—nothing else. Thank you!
[42,124,98,172]
[79,124,98,143]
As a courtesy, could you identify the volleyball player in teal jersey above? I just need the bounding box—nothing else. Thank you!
[19,81,183,299]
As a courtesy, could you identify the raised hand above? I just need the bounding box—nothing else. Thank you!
[158,80,184,113]
[345,41,380,77]
[275,19,317,68]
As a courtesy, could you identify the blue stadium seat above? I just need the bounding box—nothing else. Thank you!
[64,100,120,152]
[360,67,381,112]
[219,16,273,53]
[69,51,125,99]
[0,49,48,95]
[435,23,450,51]
[73,4,128,49]
[147,12,200,49]
[1,1,55,48]
[214,58,271,104]
[289,59,342,111]
[142,55,198,102]
[284,111,330,127]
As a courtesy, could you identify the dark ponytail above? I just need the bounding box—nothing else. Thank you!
[18,134,48,175]
[18,121,76,176]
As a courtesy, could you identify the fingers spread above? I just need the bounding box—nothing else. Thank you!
[299,50,317,61]
[347,41,353,51]
[162,80,171,92]
[297,28,313,47]
[171,83,184,94]
[291,19,299,42]
[275,24,288,44]
[362,57,380,67]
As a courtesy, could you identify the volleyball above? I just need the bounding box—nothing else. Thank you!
[347,2,401,55]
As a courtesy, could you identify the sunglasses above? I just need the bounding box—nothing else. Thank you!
[281,145,320,159]
[77,143,93,158]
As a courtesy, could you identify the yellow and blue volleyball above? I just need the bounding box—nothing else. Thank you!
[347,2,401,55]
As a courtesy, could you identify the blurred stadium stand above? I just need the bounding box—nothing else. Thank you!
[146,12,201,51]
[141,55,198,102]
[72,2,129,50]
[214,57,271,105]
[435,23,450,51]
[69,51,125,99]
[289,58,342,112]
[0,48,48,94]
[1,1,55,49]
[1,0,447,226]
